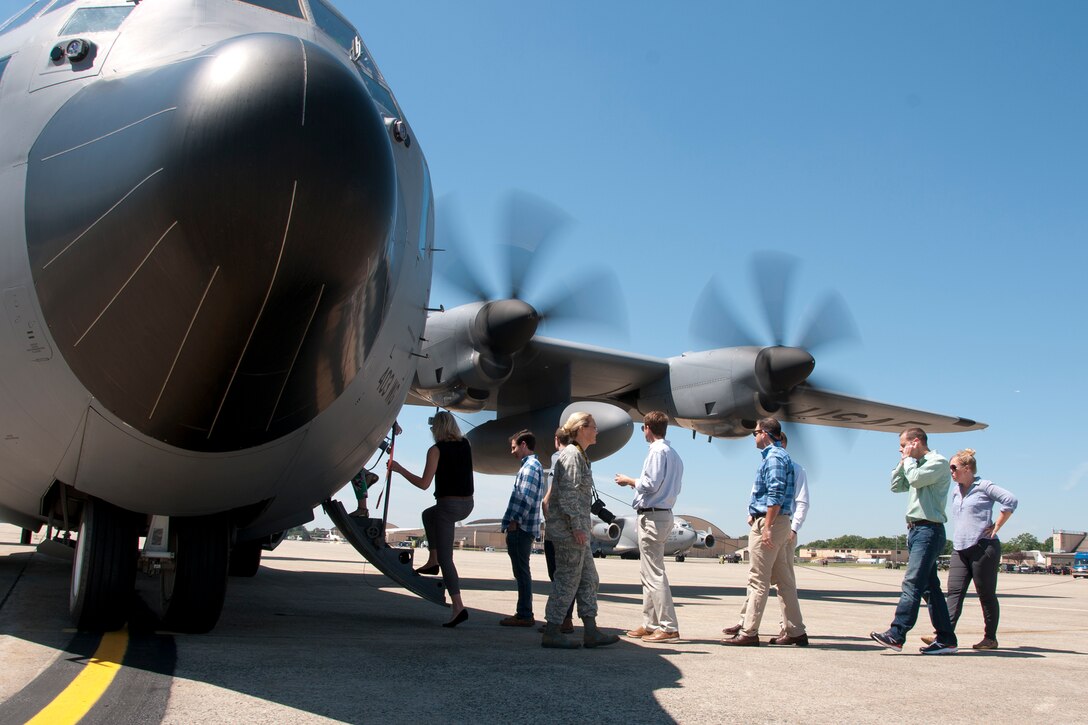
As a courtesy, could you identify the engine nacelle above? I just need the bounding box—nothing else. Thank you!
[466,401,634,474]
[591,521,621,543]
[694,531,715,549]
[412,300,545,412]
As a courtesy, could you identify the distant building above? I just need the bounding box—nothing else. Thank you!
[1053,530,1088,553]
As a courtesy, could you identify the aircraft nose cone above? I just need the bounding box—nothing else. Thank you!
[26,34,398,451]
[756,346,815,395]
[476,299,540,355]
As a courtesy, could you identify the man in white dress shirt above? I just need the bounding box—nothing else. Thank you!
[614,410,684,643]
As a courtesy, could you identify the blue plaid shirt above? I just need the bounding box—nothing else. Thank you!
[749,444,795,517]
[502,454,545,539]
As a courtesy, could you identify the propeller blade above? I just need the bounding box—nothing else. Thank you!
[751,251,799,346]
[502,190,571,299]
[689,276,760,348]
[535,268,630,339]
[434,199,492,302]
[796,290,860,352]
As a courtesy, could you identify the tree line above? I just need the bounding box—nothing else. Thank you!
[801,533,1052,555]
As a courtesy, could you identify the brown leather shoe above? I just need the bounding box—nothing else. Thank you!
[972,637,998,650]
[626,626,655,638]
[920,635,935,645]
[721,633,759,646]
[499,615,535,627]
[768,632,809,646]
[722,623,742,636]
[642,630,679,643]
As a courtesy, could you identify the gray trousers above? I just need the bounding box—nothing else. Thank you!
[422,497,473,595]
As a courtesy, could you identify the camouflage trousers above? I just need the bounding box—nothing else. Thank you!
[545,538,599,623]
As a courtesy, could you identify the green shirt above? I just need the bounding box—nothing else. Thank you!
[890,450,951,523]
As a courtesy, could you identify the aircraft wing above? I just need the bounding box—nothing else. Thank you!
[496,337,669,414]
[782,385,987,434]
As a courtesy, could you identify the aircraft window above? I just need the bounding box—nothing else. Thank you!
[59,6,132,34]
[43,0,80,17]
[360,71,397,114]
[308,0,357,52]
[236,0,304,20]
[0,0,51,36]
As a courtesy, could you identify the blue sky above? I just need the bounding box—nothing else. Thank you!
[6,1,1086,543]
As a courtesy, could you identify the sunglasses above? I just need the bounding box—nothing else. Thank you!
[950,464,964,472]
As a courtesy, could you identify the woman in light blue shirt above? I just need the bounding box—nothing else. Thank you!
[944,448,1018,650]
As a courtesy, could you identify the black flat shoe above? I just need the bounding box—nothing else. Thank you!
[416,564,440,575]
[442,609,468,628]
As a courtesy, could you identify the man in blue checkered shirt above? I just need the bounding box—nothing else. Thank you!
[722,417,804,646]
[500,429,545,626]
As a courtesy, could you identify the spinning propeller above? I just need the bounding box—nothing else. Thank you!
[690,251,861,456]
[435,190,629,356]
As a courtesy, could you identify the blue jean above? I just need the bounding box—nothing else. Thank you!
[506,528,535,619]
[889,524,956,645]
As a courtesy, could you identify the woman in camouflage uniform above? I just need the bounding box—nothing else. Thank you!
[541,412,619,649]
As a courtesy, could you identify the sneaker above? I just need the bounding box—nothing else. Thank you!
[869,631,904,652]
[972,638,998,650]
[919,641,958,655]
[920,635,935,645]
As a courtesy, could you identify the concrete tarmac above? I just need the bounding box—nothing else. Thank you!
[1,524,1086,724]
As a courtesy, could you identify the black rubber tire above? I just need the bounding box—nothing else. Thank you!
[69,498,139,631]
[160,514,230,633]
[228,538,263,577]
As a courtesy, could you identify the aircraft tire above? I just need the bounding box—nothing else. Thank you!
[69,497,139,631]
[161,514,230,633]
[228,538,263,577]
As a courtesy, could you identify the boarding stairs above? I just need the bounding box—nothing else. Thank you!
[323,499,447,607]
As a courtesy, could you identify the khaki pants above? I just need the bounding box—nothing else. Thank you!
[638,510,678,632]
[741,516,805,637]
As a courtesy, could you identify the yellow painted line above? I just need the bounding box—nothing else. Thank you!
[25,629,129,725]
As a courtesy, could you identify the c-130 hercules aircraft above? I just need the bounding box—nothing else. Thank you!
[0,0,984,633]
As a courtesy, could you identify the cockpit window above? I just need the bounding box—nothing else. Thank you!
[236,0,304,20]
[0,56,10,83]
[43,0,80,17]
[0,0,51,36]
[307,0,357,53]
[59,6,133,34]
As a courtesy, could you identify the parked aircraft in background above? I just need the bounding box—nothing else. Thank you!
[590,515,715,562]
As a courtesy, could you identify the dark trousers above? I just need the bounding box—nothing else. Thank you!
[946,539,1002,640]
[889,523,956,646]
[506,528,535,619]
[421,497,473,596]
[543,539,575,620]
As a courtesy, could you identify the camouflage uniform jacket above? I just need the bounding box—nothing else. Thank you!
[545,443,593,541]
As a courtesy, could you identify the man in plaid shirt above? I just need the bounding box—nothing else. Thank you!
[722,417,801,646]
[500,429,545,627]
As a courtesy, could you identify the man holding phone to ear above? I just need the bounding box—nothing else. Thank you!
[870,427,958,655]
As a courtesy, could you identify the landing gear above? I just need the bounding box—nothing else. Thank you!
[228,538,263,577]
[69,497,139,631]
[675,554,686,562]
[160,514,230,633]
